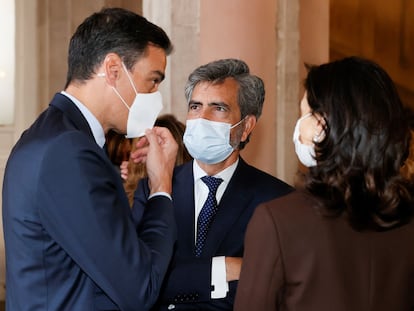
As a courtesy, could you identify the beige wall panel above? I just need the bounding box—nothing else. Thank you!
[37,0,142,111]
[330,0,414,108]
[199,0,280,178]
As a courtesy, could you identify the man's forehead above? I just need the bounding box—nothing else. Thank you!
[132,45,167,71]
[193,80,238,96]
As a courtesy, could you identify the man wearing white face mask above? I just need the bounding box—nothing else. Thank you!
[3,8,178,311]
[109,62,164,138]
[131,59,293,311]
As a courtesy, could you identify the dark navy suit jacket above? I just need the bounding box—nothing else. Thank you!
[2,93,176,311]
[133,159,293,310]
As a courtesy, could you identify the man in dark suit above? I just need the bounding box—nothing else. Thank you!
[131,59,293,310]
[2,8,178,311]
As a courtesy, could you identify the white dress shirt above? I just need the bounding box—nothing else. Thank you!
[192,159,239,299]
[61,91,106,147]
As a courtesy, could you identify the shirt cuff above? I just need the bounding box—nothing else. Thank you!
[211,256,229,299]
[148,191,172,201]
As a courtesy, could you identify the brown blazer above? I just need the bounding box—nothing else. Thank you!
[234,190,414,311]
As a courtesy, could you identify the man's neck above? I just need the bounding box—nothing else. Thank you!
[196,151,239,176]
[65,82,109,133]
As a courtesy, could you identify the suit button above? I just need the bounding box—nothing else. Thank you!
[167,304,175,310]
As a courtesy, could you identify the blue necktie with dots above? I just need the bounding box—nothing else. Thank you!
[195,176,223,257]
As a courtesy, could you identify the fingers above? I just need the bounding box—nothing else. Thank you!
[120,161,129,180]
[225,257,243,281]
[130,137,149,163]
[144,127,178,195]
[145,127,171,146]
[150,126,178,147]
[120,160,128,171]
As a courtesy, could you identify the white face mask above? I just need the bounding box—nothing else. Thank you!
[293,113,317,167]
[112,63,163,138]
[183,118,244,164]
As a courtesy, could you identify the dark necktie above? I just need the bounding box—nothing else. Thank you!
[195,176,223,257]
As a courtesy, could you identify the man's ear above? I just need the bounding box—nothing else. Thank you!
[100,53,123,87]
[241,115,257,142]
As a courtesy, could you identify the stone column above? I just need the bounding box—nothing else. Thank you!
[143,0,200,122]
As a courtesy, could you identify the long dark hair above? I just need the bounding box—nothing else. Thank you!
[304,56,414,231]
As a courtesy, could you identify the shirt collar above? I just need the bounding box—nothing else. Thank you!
[193,158,239,184]
[60,91,106,148]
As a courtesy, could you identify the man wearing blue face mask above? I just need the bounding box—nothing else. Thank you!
[130,58,294,311]
[3,8,178,311]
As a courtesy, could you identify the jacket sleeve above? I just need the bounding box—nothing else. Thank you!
[38,132,176,311]
[234,203,284,311]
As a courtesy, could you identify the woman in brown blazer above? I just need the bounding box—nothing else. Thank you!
[235,56,414,311]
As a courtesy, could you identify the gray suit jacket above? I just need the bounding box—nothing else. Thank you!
[235,190,414,311]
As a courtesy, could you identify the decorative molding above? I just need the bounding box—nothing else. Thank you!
[276,0,301,184]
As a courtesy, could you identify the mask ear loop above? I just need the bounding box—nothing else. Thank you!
[121,62,139,95]
[298,112,312,122]
[230,116,247,129]
[112,87,131,111]
[111,62,139,111]
[96,69,131,110]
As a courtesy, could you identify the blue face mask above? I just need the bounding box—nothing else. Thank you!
[183,118,244,164]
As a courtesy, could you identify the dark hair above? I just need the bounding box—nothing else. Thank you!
[184,58,265,149]
[65,7,172,88]
[304,56,414,231]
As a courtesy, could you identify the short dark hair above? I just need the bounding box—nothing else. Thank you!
[184,58,265,149]
[304,56,414,231]
[65,7,172,88]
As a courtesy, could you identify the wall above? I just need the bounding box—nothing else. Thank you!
[330,0,414,109]
[38,0,142,111]
[199,0,282,178]
[0,0,39,300]
[143,0,200,121]
[198,0,329,183]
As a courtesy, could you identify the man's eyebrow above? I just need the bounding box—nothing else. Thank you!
[187,100,229,108]
[208,102,229,108]
[188,99,200,105]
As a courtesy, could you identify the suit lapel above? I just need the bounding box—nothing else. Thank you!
[50,93,94,138]
[173,162,197,257]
